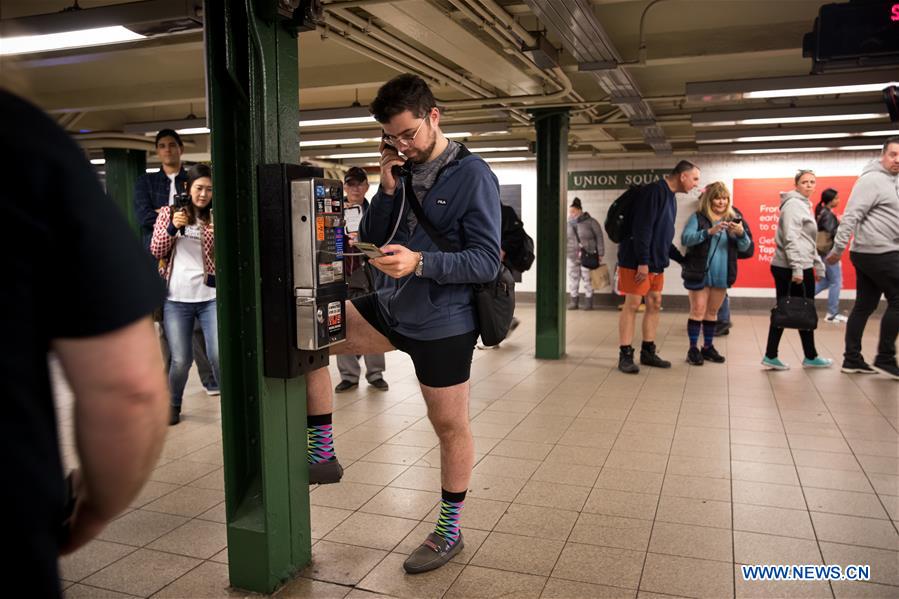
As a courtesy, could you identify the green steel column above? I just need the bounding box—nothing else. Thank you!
[103,148,145,237]
[204,1,309,593]
[531,108,569,359]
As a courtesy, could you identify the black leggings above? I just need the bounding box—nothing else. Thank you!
[766,265,818,360]
[845,251,899,364]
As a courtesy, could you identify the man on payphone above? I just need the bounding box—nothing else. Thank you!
[305,73,501,574]
[333,167,390,393]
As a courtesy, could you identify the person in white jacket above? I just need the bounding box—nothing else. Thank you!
[762,169,831,370]
[825,137,899,379]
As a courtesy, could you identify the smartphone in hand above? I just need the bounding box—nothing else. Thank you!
[354,241,387,259]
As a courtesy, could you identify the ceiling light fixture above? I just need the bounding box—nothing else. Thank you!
[744,83,899,99]
[298,137,381,148]
[90,158,106,165]
[838,145,883,151]
[731,147,831,154]
[692,103,890,128]
[687,72,899,101]
[299,116,375,127]
[732,133,848,143]
[0,26,144,55]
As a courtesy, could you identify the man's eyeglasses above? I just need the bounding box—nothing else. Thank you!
[382,113,429,148]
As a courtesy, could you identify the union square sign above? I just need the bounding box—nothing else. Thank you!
[568,169,669,190]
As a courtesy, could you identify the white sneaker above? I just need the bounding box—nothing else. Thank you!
[834,314,848,323]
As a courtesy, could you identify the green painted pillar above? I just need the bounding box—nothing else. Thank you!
[531,108,569,359]
[103,148,145,237]
[204,1,309,593]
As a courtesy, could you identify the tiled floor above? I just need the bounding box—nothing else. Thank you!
[55,304,899,598]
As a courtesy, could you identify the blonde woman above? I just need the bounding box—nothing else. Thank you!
[680,182,752,365]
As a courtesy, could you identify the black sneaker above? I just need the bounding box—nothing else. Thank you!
[872,359,899,380]
[368,378,389,391]
[308,459,343,485]
[714,321,731,336]
[618,346,640,374]
[403,532,464,574]
[334,380,358,393]
[169,406,181,426]
[701,345,726,363]
[640,344,671,368]
[841,359,877,374]
[687,347,704,366]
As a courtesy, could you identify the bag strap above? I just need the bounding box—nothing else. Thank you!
[402,171,458,253]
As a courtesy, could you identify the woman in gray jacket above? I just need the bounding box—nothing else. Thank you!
[567,197,604,310]
[762,170,832,370]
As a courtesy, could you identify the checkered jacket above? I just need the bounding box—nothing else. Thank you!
[150,206,216,287]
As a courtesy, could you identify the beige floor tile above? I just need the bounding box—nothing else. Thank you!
[505,426,566,444]
[541,578,637,599]
[153,560,249,598]
[730,418,786,434]
[63,584,137,598]
[544,444,611,467]
[832,581,899,598]
[734,565,833,598]
[661,474,731,502]
[551,542,644,590]
[869,473,899,497]
[311,482,384,511]
[881,495,899,521]
[342,461,410,486]
[423,496,510,531]
[493,503,579,541]
[324,512,418,551]
[611,434,672,455]
[730,444,794,466]
[733,531,822,564]
[332,440,382,462]
[655,496,732,529]
[733,504,815,539]
[603,449,669,474]
[848,439,899,458]
[514,480,591,512]
[473,455,543,479]
[467,472,529,502]
[566,418,624,435]
[804,487,890,520]
[97,510,190,547]
[360,486,440,520]
[596,468,665,495]
[470,531,564,576]
[639,553,734,599]
[278,576,352,598]
[81,548,200,597]
[856,455,899,476]
[820,543,899,586]
[209,548,228,564]
[732,480,807,510]
[360,444,430,466]
[388,466,442,491]
[60,540,136,582]
[568,513,653,551]
[147,519,227,559]
[730,430,788,448]
[732,461,799,486]
[142,486,225,518]
[666,456,730,479]
[385,429,440,448]
[489,439,554,461]
[797,466,874,492]
[444,565,545,599]
[356,552,463,599]
[340,427,402,445]
[187,468,224,491]
[649,521,733,562]
[636,591,691,599]
[810,512,899,550]
[793,449,862,471]
[394,522,488,565]
[149,459,219,486]
[583,488,659,521]
[299,541,387,586]
[195,501,226,524]
[788,433,852,453]
[129,481,180,509]
[311,506,354,540]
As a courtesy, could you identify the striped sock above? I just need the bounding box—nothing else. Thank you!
[687,319,702,349]
[307,413,335,464]
[702,320,717,348]
[434,489,466,546]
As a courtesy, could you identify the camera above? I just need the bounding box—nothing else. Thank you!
[173,188,190,211]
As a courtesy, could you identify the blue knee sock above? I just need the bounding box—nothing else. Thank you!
[687,319,702,349]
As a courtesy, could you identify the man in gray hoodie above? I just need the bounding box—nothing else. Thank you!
[826,137,899,379]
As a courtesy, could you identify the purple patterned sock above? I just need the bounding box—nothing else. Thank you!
[434,489,466,546]
[307,413,335,464]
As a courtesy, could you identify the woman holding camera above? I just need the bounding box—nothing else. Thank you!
[150,164,219,425]
[762,170,831,371]
[814,188,845,322]
[680,182,752,365]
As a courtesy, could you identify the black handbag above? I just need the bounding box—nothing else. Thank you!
[572,225,600,270]
[771,285,818,331]
[402,174,514,347]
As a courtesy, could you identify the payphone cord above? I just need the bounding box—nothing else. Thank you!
[338,173,407,258]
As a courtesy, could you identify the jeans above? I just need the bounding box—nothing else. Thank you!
[717,294,730,323]
[158,320,217,390]
[766,266,818,360]
[163,299,221,408]
[845,251,899,364]
[814,261,842,317]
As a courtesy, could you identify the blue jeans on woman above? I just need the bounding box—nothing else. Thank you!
[163,299,220,409]
[814,261,842,316]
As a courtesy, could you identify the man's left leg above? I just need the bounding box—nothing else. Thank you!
[404,380,473,573]
[640,288,671,368]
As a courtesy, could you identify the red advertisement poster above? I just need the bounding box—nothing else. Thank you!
[732,177,858,289]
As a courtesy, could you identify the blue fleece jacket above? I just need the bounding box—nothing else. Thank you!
[617,179,677,273]
[360,150,501,340]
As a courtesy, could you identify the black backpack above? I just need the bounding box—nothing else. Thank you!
[501,206,535,273]
[604,184,644,243]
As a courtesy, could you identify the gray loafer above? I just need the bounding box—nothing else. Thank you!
[308,459,343,485]
[403,532,463,574]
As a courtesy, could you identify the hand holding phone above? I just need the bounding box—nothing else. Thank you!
[354,241,387,259]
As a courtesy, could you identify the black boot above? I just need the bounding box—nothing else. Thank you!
[640,342,671,368]
[618,346,640,374]
[169,406,181,426]
[567,296,579,310]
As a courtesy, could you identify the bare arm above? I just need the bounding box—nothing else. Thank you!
[54,317,169,553]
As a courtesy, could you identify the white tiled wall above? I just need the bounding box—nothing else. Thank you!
[492,150,879,295]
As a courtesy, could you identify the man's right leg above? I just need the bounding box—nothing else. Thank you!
[640,290,671,368]
[306,301,394,483]
[618,293,642,373]
[844,253,882,367]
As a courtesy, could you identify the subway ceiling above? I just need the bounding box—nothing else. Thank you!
[1,0,896,168]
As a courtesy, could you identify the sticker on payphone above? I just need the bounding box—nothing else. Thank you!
[327,301,342,334]
[316,216,325,241]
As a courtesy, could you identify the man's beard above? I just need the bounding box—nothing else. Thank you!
[406,130,437,164]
